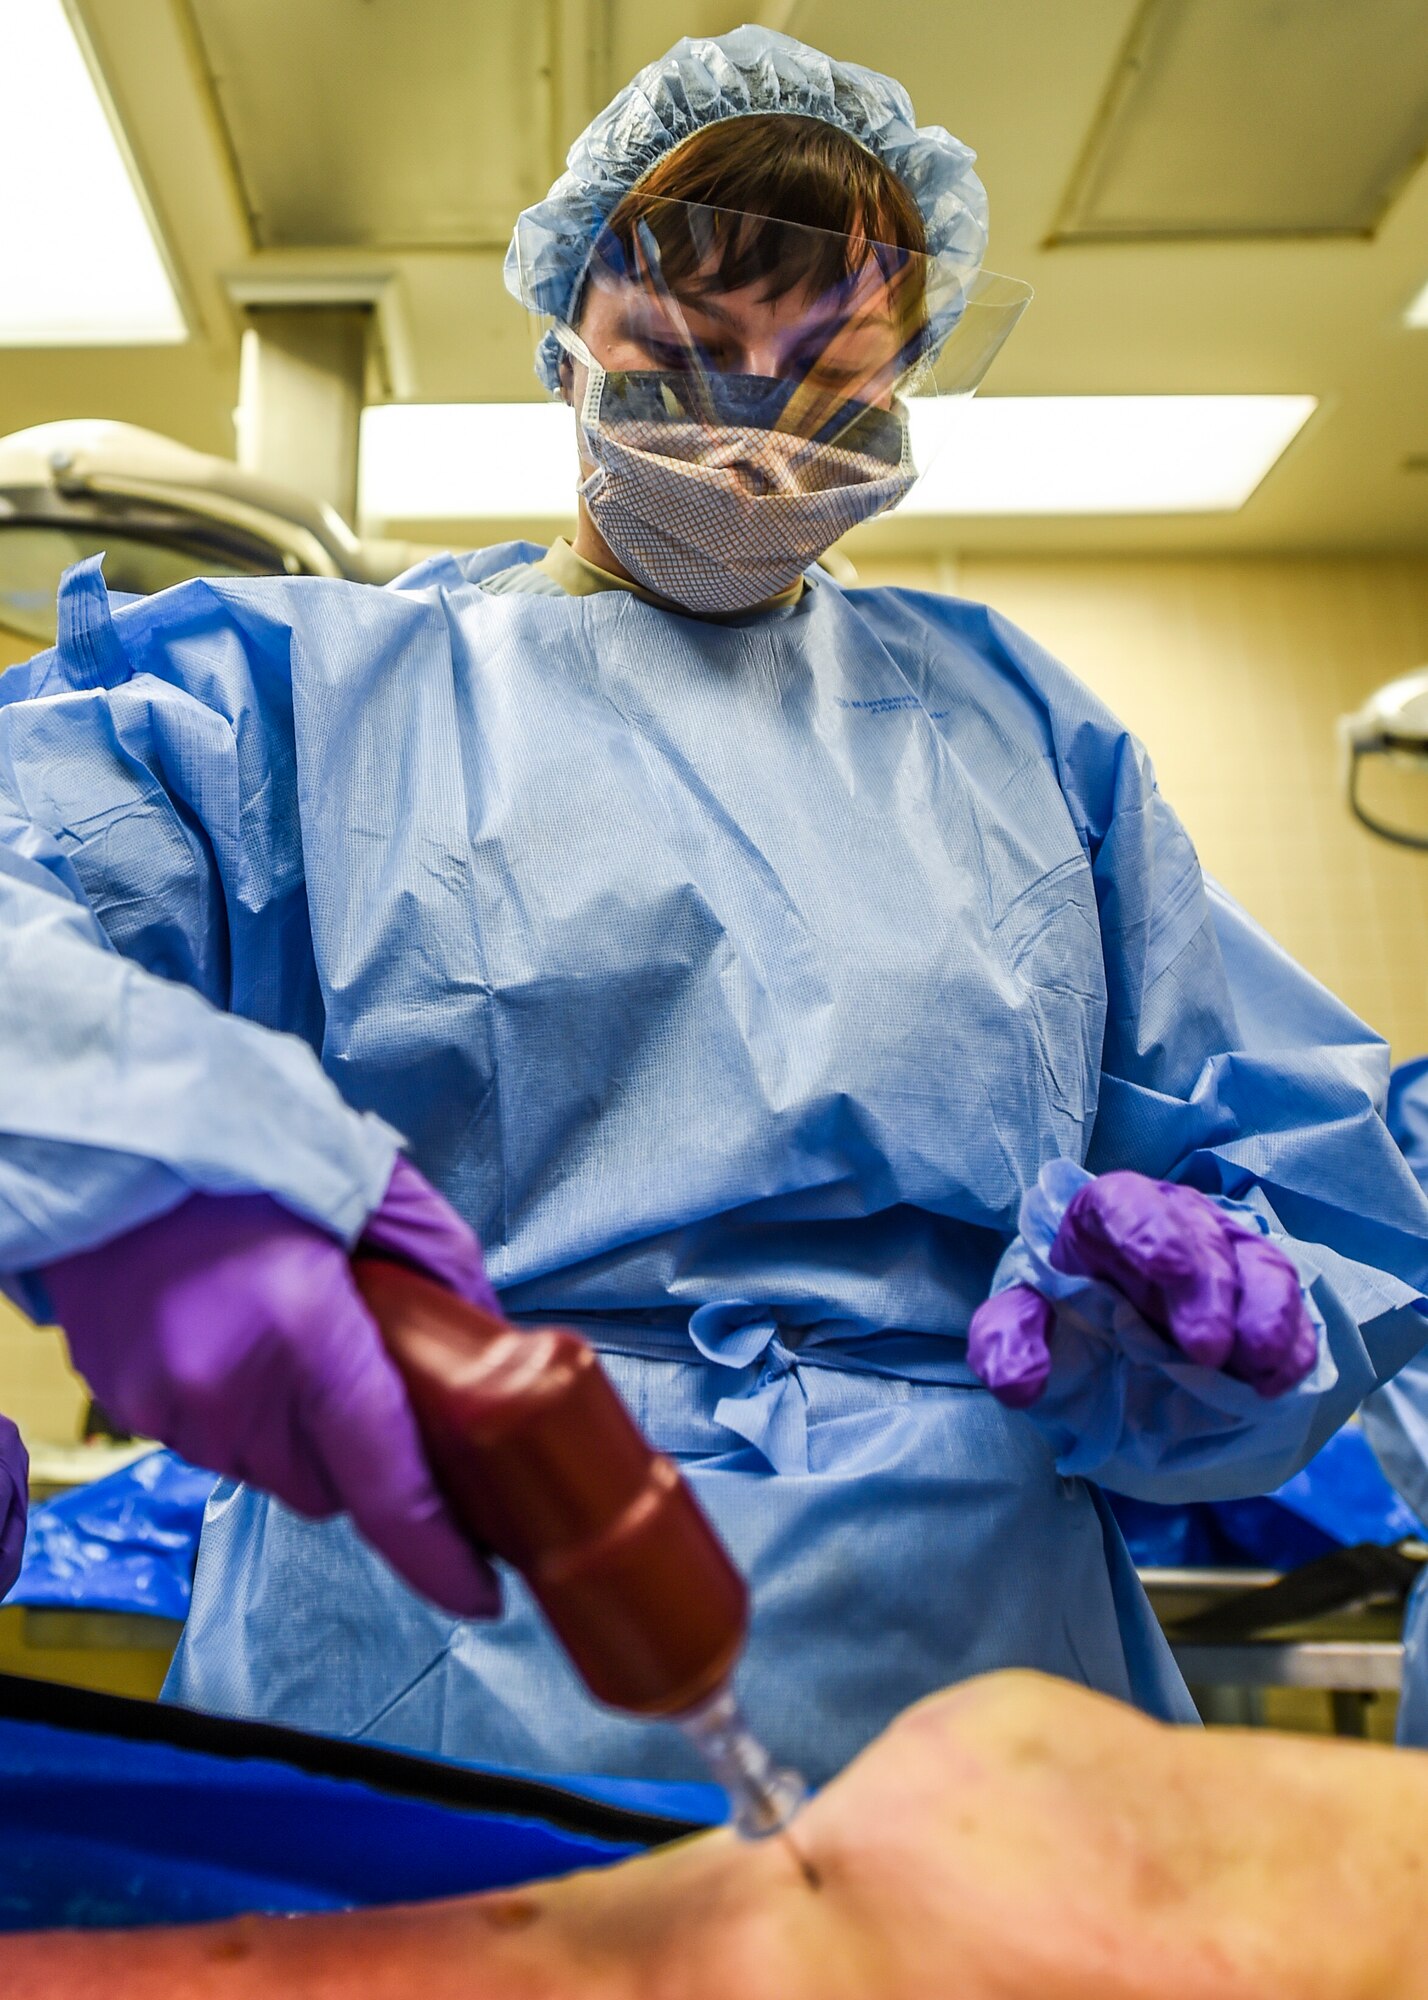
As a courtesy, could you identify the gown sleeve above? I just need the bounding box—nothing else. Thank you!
[980,606,1428,1503]
[0,558,400,1317]
[1358,1060,1428,1527]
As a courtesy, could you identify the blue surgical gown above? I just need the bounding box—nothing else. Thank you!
[1359,1056,1428,1746]
[3,545,1428,1783]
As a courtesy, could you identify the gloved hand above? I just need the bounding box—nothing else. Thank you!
[40,1157,501,1617]
[0,1415,27,1600]
[968,1171,1318,1410]
[356,1156,502,1317]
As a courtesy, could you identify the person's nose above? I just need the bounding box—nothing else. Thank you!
[737,338,785,378]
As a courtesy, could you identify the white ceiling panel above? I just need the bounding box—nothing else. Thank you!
[188,0,558,247]
[1056,0,1428,240]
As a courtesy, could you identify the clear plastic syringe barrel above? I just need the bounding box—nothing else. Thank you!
[679,1684,807,1839]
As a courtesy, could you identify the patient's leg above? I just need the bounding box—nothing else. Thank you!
[4,1672,1428,2000]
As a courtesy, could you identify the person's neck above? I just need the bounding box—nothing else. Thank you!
[570,505,645,589]
[569,502,793,619]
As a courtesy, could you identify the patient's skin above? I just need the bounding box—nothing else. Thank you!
[6,1671,1428,2000]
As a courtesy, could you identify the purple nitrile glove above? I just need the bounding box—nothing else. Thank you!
[357,1154,502,1317]
[968,1170,1318,1411]
[965,1285,1058,1411]
[0,1415,27,1600]
[39,1159,501,1618]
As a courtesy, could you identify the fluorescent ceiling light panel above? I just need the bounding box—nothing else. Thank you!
[904,395,1316,514]
[1406,281,1428,330]
[360,404,580,521]
[359,396,1315,522]
[0,0,184,344]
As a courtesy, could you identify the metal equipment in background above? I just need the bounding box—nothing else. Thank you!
[1339,668,1428,849]
[1147,1544,1426,1735]
[0,417,418,649]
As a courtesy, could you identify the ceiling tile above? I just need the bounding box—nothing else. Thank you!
[1056,0,1428,240]
[190,0,556,248]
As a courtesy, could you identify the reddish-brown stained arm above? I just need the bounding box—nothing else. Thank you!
[5,1673,1428,2000]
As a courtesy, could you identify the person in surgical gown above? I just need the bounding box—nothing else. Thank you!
[4,26,1428,1786]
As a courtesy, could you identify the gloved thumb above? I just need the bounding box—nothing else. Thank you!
[968,1286,1055,1409]
[0,1416,27,1601]
[301,1278,501,1619]
[359,1156,501,1317]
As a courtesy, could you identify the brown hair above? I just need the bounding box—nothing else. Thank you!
[595,114,928,342]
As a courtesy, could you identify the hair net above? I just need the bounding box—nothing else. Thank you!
[505,25,990,391]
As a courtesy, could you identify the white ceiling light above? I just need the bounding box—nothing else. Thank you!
[0,0,185,345]
[1406,281,1428,330]
[902,395,1316,514]
[360,404,580,522]
[358,395,1316,524]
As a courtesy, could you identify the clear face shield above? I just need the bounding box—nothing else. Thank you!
[510,196,1030,613]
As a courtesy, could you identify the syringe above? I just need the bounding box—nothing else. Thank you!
[678,1683,819,1885]
[355,1257,819,1884]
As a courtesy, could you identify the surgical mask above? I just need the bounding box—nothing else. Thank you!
[573,362,916,616]
[514,193,1032,614]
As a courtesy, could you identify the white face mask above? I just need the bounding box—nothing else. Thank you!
[574,363,916,616]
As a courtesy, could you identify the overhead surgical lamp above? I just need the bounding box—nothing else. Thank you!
[0,419,409,648]
[1339,669,1428,850]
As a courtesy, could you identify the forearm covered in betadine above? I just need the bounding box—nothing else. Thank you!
[6,1675,1428,2000]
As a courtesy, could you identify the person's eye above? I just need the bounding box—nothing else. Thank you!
[645,339,698,370]
[797,360,859,391]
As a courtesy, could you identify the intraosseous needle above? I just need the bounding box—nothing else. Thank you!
[677,1685,819,1887]
[781,1827,821,1890]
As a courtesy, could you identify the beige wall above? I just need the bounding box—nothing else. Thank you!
[0,629,36,673]
[857,553,1428,1062]
[0,1302,86,1446]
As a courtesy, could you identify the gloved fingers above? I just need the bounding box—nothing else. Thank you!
[0,1413,27,1477]
[0,1416,27,1599]
[0,1499,26,1599]
[1050,1173,1171,1307]
[223,1416,345,1523]
[1052,1173,1238,1371]
[91,1232,354,1519]
[359,1156,502,1316]
[44,1194,342,1467]
[1225,1231,1318,1398]
[139,1370,345,1520]
[968,1285,1055,1409]
[302,1282,501,1619]
[1156,1191,1241,1371]
[1046,1171,1316,1393]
